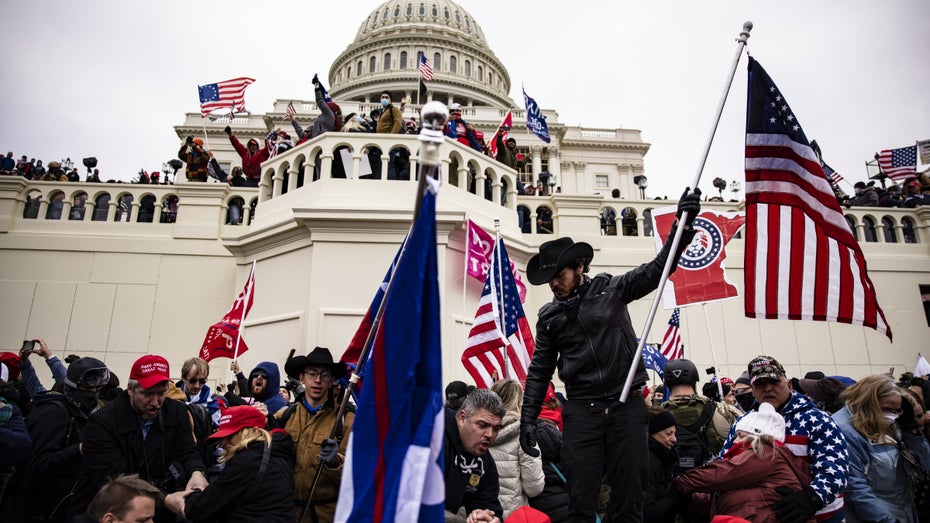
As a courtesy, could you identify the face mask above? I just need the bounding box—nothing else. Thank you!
[885,412,900,424]
[353,115,362,123]
[735,392,755,412]
[380,98,390,107]
[71,389,100,413]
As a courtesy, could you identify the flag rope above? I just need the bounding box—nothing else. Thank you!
[620,21,753,402]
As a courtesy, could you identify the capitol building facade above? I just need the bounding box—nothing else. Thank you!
[2,0,928,388]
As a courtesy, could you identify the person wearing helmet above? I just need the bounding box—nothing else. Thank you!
[18,356,110,522]
[661,359,740,476]
[178,136,211,182]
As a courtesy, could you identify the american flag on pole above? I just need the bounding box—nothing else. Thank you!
[877,145,917,181]
[198,77,255,117]
[744,57,891,340]
[284,100,297,120]
[660,308,683,361]
[418,54,434,82]
[462,238,535,388]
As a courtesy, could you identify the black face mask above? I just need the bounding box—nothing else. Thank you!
[735,392,755,412]
[69,389,100,413]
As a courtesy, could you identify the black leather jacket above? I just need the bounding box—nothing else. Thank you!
[522,226,695,421]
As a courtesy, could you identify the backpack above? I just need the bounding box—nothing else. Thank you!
[668,399,716,474]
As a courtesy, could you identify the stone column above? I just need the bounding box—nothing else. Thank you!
[531,146,542,180]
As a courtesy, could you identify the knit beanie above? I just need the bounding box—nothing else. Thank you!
[649,410,676,435]
[735,402,785,442]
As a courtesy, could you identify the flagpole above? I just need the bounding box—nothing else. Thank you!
[463,213,470,346]
[620,21,752,403]
[700,304,725,401]
[301,102,449,522]
[494,218,506,380]
[227,260,255,387]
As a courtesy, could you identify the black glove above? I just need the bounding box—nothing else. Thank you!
[676,187,702,228]
[773,486,823,523]
[318,438,340,467]
[224,125,231,135]
[186,136,193,144]
[519,422,540,457]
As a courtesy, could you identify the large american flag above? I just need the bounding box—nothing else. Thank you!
[198,77,255,117]
[418,54,434,82]
[877,145,917,181]
[744,57,891,340]
[462,238,534,388]
[661,308,683,361]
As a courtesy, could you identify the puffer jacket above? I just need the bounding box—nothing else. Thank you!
[674,441,813,523]
[489,411,545,519]
[523,226,695,420]
[528,419,569,522]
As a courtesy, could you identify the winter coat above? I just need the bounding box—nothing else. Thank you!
[68,393,206,518]
[310,86,339,139]
[444,408,504,518]
[229,134,270,181]
[489,411,545,519]
[645,437,683,523]
[183,430,295,523]
[720,392,848,521]
[522,226,695,420]
[281,399,354,523]
[376,104,403,134]
[20,392,92,521]
[249,361,287,415]
[833,407,916,523]
[0,399,30,467]
[444,117,482,150]
[178,143,210,181]
[674,441,813,523]
[663,394,741,459]
[528,419,570,522]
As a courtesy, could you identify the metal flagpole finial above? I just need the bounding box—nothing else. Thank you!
[737,21,753,43]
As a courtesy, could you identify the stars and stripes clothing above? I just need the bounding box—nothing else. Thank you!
[419,54,434,81]
[877,145,918,181]
[462,239,535,388]
[661,308,683,361]
[720,392,848,521]
[198,77,255,117]
[743,57,891,340]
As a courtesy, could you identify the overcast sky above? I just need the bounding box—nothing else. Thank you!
[1,0,926,199]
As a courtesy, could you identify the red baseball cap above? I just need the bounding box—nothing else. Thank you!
[129,355,170,389]
[209,405,266,440]
[0,352,20,381]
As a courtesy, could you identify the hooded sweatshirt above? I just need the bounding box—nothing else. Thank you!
[250,362,287,415]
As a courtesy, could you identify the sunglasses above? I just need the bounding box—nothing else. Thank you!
[186,378,208,385]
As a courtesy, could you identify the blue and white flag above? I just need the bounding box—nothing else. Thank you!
[641,340,668,378]
[523,88,550,144]
[335,178,445,523]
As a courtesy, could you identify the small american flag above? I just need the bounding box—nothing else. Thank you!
[462,239,534,388]
[878,145,917,181]
[661,308,683,361]
[198,77,255,117]
[824,163,843,187]
[744,57,890,340]
[284,101,297,120]
[419,54,434,82]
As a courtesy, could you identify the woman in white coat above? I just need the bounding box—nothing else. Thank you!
[490,379,546,520]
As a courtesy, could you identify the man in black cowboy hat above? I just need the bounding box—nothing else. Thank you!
[519,189,701,522]
[278,347,353,523]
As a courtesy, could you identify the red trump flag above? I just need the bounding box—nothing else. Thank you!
[201,262,255,361]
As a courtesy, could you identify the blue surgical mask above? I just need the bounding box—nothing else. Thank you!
[380,98,390,107]
[353,115,362,123]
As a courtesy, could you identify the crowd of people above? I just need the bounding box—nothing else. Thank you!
[838,177,930,208]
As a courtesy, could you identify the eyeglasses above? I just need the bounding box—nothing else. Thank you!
[304,370,333,381]
[185,378,207,385]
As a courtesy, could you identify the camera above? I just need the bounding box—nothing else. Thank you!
[22,340,36,352]
[284,378,305,398]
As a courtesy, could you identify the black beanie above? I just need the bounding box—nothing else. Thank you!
[649,410,676,435]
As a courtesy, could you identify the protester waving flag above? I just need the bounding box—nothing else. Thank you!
[313,73,334,103]
[284,101,297,120]
[486,111,513,160]
[523,88,550,143]
[744,57,891,340]
[462,238,535,388]
[335,178,444,523]
[200,262,255,361]
[642,341,669,378]
[198,77,255,117]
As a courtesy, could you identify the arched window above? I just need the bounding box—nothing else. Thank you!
[419,3,425,15]
[369,56,376,73]
[400,51,408,69]
[845,215,859,240]
[357,60,363,76]
[394,5,400,17]
[489,71,493,84]
[449,55,457,74]
[431,5,437,16]
[455,11,461,23]
[600,207,618,236]
[477,65,483,81]
[444,7,449,19]
[862,216,878,242]
[45,192,65,220]
[383,8,389,20]
[536,205,553,234]
[384,53,392,70]
[347,65,352,78]
[92,194,110,221]
[433,53,441,71]
[138,194,156,222]
[464,60,471,76]
[881,216,897,243]
[406,4,413,16]
[114,193,133,222]
[69,192,88,220]
[517,205,531,234]
[643,209,654,237]
[621,207,638,236]
[903,217,917,243]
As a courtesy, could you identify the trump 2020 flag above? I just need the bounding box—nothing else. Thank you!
[462,237,536,388]
[200,262,255,361]
[641,341,668,378]
[335,178,445,523]
[744,57,891,340]
[465,219,527,302]
[523,89,550,144]
[652,207,745,308]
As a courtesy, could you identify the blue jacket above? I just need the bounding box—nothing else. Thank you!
[833,407,916,523]
[721,391,848,521]
[251,361,287,415]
